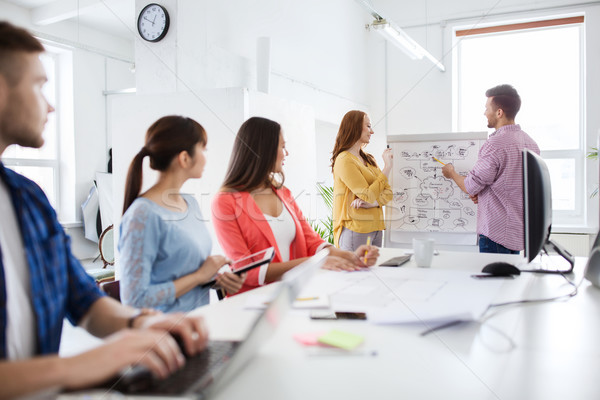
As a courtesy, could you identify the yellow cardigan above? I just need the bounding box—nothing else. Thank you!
[332,151,393,246]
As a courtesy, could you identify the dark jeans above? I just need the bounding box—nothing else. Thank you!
[478,234,520,254]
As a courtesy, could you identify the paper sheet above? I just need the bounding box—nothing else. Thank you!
[300,267,503,324]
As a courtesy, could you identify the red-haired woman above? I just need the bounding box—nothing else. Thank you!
[331,110,393,251]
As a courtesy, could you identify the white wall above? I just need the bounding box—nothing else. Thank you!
[134,0,371,123]
[0,1,133,60]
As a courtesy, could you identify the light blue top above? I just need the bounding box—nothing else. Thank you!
[118,194,212,312]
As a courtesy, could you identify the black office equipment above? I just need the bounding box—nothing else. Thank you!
[522,149,574,273]
[584,230,600,288]
[379,255,411,267]
[481,261,521,276]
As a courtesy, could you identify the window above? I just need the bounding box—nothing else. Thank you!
[2,43,75,222]
[454,16,585,227]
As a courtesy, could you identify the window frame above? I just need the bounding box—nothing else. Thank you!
[452,14,587,229]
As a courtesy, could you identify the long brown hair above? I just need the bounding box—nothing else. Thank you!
[331,110,376,172]
[221,116,283,192]
[122,115,207,213]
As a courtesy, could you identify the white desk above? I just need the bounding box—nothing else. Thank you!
[59,248,599,400]
[186,248,600,400]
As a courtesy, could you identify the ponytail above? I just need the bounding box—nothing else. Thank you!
[122,116,207,214]
[122,148,149,214]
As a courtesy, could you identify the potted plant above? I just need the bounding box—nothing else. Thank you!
[310,183,334,244]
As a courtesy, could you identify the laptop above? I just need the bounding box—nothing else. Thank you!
[87,249,329,399]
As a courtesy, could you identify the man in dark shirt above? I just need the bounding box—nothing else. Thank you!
[0,21,207,399]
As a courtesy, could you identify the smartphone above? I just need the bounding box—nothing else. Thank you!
[471,274,515,279]
[310,310,367,320]
[335,312,367,320]
[379,255,411,267]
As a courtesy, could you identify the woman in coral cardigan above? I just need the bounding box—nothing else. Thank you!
[331,110,393,251]
[212,116,379,295]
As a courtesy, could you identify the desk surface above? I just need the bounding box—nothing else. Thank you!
[62,249,600,400]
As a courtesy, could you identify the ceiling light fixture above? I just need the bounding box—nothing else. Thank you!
[354,0,446,72]
[371,17,445,72]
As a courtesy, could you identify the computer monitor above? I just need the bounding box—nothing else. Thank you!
[522,149,574,273]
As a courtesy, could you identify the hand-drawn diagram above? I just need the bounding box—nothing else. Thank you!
[389,139,481,233]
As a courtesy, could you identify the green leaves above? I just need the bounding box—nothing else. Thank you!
[586,147,598,160]
[310,183,335,244]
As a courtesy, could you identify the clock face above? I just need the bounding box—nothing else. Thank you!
[137,3,170,42]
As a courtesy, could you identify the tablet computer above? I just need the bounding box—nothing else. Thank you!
[202,247,275,287]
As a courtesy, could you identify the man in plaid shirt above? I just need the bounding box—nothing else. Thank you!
[0,21,208,398]
[442,84,540,254]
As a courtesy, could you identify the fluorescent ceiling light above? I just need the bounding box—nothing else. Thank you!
[372,19,445,72]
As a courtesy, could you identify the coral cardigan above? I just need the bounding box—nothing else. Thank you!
[212,186,325,294]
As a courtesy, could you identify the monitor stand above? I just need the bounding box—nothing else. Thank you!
[521,239,575,274]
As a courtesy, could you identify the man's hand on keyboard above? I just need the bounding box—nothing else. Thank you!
[63,328,184,390]
[136,312,209,357]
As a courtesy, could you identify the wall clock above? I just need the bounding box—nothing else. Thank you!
[137,3,170,42]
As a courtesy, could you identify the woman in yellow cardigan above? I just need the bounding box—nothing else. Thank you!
[331,110,393,250]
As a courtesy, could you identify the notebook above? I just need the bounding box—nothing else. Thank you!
[82,248,329,399]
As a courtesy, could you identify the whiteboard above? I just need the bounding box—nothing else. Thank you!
[385,132,488,246]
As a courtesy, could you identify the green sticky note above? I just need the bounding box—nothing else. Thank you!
[318,330,364,350]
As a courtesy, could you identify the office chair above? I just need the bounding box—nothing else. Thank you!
[100,280,121,302]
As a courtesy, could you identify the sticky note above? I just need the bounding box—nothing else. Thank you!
[317,330,364,350]
[293,331,328,346]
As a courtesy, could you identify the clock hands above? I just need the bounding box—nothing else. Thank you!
[138,4,168,41]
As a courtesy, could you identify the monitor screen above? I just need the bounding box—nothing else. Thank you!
[522,149,574,272]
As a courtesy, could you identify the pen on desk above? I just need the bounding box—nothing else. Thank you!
[296,296,319,301]
[364,236,371,264]
[432,156,446,165]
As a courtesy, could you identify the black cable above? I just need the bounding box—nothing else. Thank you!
[488,268,584,309]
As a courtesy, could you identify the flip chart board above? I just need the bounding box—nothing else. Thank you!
[385,132,488,246]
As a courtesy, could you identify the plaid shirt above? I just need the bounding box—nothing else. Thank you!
[0,162,103,358]
[464,125,540,251]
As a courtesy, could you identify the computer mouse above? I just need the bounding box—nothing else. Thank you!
[481,261,521,276]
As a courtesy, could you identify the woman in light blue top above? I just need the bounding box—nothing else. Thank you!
[119,116,245,312]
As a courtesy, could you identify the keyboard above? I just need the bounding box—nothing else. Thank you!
[379,255,411,267]
[103,340,239,395]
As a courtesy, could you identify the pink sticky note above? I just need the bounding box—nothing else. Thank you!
[293,331,328,346]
